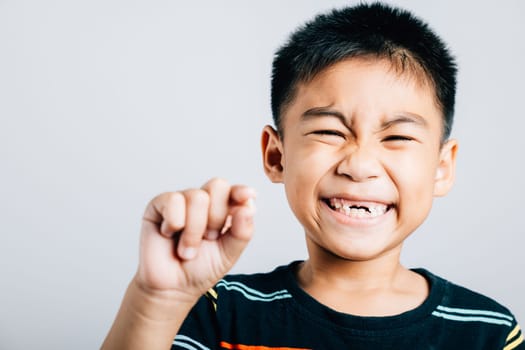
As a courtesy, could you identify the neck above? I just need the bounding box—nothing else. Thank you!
[296,240,429,316]
[299,242,405,291]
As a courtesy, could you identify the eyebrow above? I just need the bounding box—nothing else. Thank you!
[379,113,428,130]
[301,107,348,125]
[302,106,427,128]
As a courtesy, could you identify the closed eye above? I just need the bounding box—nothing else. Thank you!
[312,130,345,137]
[383,135,414,142]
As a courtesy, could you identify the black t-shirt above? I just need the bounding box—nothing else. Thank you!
[173,261,523,349]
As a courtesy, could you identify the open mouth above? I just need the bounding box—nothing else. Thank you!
[323,197,393,219]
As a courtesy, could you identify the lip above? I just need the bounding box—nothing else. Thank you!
[322,193,392,207]
[320,197,395,228]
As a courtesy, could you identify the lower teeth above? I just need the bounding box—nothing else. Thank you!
[333,206,386,218]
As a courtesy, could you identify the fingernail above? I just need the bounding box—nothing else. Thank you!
[221,215,233,234]
[180,247,197,260]
[205,229,219,240]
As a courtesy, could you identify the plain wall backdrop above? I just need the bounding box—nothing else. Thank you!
[1,1,524,348]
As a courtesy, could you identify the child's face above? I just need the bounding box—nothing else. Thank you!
[262,58,457,262]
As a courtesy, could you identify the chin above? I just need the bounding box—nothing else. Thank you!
[313,237,400,263]
[329,248,390,262]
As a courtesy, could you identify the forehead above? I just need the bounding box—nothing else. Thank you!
[282,58,443,130]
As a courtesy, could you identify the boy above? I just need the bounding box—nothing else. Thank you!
[102,3,523,349]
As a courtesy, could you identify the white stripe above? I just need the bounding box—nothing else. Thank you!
[216,280,292,302]
[217,284,292,302]
[173,335,210,350]
[432,311,513,327]
[217,280,290,298]
[173,341,199,350]
[436,305,514,321]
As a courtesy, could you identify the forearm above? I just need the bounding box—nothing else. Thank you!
[101,277,197,350]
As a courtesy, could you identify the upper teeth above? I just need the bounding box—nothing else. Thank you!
[329,198,388,218]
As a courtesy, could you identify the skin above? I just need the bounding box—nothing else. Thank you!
[262,58,457,316]
[102,57,457,348]
[102,179,257,349]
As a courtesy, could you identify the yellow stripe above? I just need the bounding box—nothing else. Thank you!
[207,287,218,299]
[504,334,524,350]
[205,288,218,312]
[507,325,521,341]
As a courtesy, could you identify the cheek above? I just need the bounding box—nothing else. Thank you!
[282,146,336,208]
[283,144,336,182]
[390,150,439,204]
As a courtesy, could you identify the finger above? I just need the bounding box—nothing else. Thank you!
[219,185,256,236]
[221,185,256,236]
[178,189,210,260]
[201,178,231,239]
[160,192,186,237]
[144,192,186,238]
[220,199,256,263]
[229,185,257,206]
[138,219,179,287]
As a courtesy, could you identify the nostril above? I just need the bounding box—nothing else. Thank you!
[335,147,381,182]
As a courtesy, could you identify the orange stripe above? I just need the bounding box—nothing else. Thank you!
[220,341,310,350]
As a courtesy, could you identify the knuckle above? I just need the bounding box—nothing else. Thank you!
[165,191,183,206]
[187,189,210,207]
[148,192,165,208]
[203,177,230,193]
[209,177,229,188]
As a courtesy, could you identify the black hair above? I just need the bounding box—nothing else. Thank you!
[271,2,457,140]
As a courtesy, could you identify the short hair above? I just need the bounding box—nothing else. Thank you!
[271,2,457,140]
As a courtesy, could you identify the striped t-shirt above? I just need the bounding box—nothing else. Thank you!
[173,261,523,349]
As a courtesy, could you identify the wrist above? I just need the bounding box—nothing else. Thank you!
[128,276,199,322]
[101,277,200,350]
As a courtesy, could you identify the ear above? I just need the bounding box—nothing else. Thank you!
[261,125,284,183]
[433,139,458,197]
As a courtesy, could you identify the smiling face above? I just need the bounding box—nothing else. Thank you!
[262,58,457,262]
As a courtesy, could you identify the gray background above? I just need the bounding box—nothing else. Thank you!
[1,0,524,349]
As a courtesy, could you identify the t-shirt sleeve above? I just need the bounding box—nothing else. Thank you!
[503,319,524,350]
[171,290,220,350]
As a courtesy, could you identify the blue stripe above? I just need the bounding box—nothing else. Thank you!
[432,311,513,327]
[173,341,199,350]
[173,335,210,350]
[217,280,290,298]
[216,280,292,302]
[436,305,514,321]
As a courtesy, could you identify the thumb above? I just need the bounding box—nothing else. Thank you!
[219,198,256,263]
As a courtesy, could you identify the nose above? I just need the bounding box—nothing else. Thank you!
[336,144,381,182]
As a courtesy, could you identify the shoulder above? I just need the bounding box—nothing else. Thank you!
[419,269,524,349]
[421,269,515,322]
